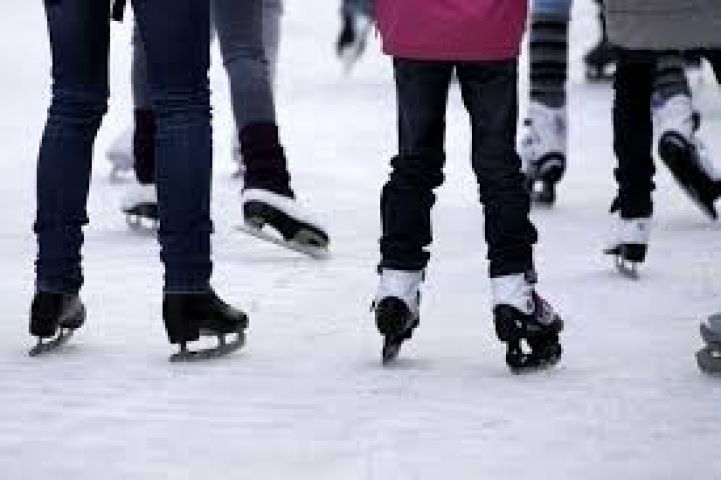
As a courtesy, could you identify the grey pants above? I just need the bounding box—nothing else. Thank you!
[133,0,282,130]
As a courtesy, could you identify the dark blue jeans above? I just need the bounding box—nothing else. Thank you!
[380,58,537,278]
[35,0,213,294]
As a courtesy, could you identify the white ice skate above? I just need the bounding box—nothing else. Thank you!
[121,182,158,230]
[106,126,134,181]
[491,273,563,373]
[655,94,721,219]
[236,188,330,259]
[373,269,423,364]
[603,216,651,279]
[519,102,567,205]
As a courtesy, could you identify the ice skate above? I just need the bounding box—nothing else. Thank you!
[231,133,246,179]
[164,290,248,362]
[121,182,159,230]
[520,102,567,206]
[583,39,617,81]
[336,13,372,73]
[29,291,86,357]
[492,273,563,373]
[106,127,134,181]
[238,188,330,259]
[604,216,651,279]
[655,95,721,220]
[697,313,721,375]
[373,269,422,364]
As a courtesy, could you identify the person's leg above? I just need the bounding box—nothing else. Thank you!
[612,51,655,219]
[35,0,111,294]
[132,0,213,292]
[379,59,453,272]
[130,23,156,185]
[262,0,282,84]
[457,60,537,279]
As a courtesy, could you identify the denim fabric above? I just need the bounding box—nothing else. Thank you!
[36,0,213,293]
[341,0,373,18]
[533,0,571,15]
[380,58,537,278]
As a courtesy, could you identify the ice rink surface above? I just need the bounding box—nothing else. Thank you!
[1,1,720,478]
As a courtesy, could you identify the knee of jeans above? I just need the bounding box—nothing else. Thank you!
[390,156,445,190]
[48,88,108,125]
[151,85,211,120]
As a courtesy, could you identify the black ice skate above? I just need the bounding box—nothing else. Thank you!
[121,183,159,230]
[374,297,420,364]
[697,314,721,375]
[493,293,564,373]
[238,188,330,259]
[29,292,86,356]
[163,291,248,362]
[583,39,617,82]
[658,132,721,220]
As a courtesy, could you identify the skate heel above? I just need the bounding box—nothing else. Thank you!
[374,297,419,364]
[162,302,201,345]
[618,243,647,263]
[537,154,566,184]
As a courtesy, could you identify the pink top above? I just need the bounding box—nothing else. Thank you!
[375,0,528,61]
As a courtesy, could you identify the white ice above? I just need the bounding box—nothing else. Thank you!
[1,1,721,479]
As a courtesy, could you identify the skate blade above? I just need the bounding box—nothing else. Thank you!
[381,339,403,365]
[125,214,159,231]
[169,331,246,363]
[28,329,75,357]
[696,347,721,375]
[508,350,562,375]
[236,224,329,260]
[608,255,640,280]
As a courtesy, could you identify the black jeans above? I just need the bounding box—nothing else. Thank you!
[36,0,213,293]
[612,49,659,218]
[380,58,537,278]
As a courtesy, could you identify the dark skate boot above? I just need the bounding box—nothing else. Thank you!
[584,39,617,81]
[237,123,330,258]
[492,273,563,373]
[373,269,422,364]
[29,291,86,356]
[163,290,248,362]
[697,313,721,375]
[604,216,651,279]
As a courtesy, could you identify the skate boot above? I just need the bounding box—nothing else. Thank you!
[237,123,330,258]
[655,94,721,220]
[163,290,248,362]
[336,12,372,72]
[604,216,651,279]
[583,39,617,81]
[29,291,86,356]
[697,313,721,375]
[106,127,134,181]
[121,182,159,230]
[373,269,423,364]
[231,133,245,179]
[520,102,567,206]
[492,273,563,373]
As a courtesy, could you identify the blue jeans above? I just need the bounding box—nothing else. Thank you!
[534,0,571,15]
[36,0,213,294]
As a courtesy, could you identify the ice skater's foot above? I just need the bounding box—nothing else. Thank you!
[604,216,650,279]
[163,290,248,362]
[121,182,159,230]
[336,13,372,72]
[29,291,86,356]
[373,269,422,364]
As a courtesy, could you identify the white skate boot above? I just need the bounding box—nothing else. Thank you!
[121,182,158,230]
[603,216,651,278]
[106,127,134,181]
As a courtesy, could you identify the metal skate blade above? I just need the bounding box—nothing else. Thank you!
[236,223,329,260]
[169,331,246,363]
[381,339,402,365]
[614,256,639,280]
[29,329,75,357]
[696,347,721,375]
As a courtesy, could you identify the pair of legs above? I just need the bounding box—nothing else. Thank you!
[132,0,292,196]
[380,58,537,278]
[37,0,213,293]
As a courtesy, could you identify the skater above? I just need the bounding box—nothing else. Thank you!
[603,1,721,277]
[373,0,564,371]
[336,0,373,71]
[32,0,247,360]
[117,0,330,257]
[520,0,571,205]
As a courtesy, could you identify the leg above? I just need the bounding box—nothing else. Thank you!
[379,58,453,271]
[262,0,282,84]
[457,60,537,278]
[35,0,111,294]
[130,23,156,185]
[131,0,213,292]
[612,50,655,219]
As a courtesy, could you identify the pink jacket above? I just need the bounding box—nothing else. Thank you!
[375,0,528,61]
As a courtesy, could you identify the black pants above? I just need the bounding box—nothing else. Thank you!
[612,50,659,218]
[380,58,537,278]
